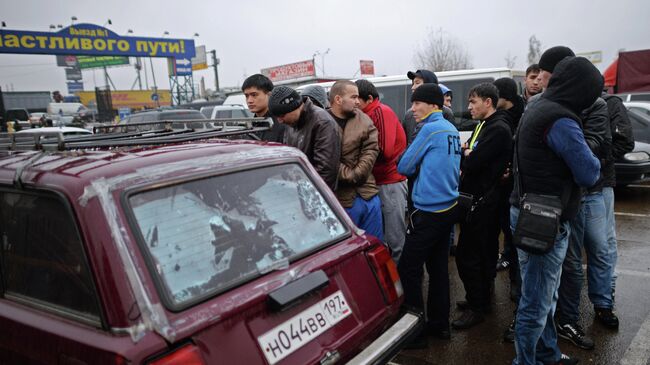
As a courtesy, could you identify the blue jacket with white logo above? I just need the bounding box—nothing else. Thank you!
[398,111,461,212]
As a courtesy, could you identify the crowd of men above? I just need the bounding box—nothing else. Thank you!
[239,45,635,365]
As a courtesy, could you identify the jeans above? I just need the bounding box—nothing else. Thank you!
[345,194,384,241]
[511,206,568,365]
[378,180,408,263]
[602,187,618,294]
[398,207,457,331]
[557,192,613,325]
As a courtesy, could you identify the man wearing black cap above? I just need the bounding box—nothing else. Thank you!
[397,83,461,345]
[268,85,341,191]
[453,83,512,330]
[403,69,456,144]
[510,56,603,365]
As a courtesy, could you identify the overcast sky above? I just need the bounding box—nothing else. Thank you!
[1,0,648,95]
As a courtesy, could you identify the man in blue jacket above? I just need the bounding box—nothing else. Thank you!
[397,83,461,346]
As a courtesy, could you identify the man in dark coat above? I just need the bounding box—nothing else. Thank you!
[453,83,513,330]
[268,86,341,191]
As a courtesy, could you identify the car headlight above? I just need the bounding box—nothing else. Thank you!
[624,151,650,161]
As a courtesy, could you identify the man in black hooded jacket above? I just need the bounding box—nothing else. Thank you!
[509,56,602,365]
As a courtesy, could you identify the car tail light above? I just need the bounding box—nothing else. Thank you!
[147,344,205,365]
[366,244,403,304]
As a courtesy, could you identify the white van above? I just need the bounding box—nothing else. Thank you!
[296,67,525,132]
[46,102,91,118]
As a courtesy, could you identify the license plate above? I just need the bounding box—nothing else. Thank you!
[258,290,352,365]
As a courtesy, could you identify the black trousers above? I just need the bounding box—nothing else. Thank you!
[398,206,457,330]
[456,199,500,312]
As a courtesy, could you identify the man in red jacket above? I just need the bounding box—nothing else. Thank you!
[356,79,408,263]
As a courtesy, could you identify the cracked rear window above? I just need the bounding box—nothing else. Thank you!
[127,163,347,308]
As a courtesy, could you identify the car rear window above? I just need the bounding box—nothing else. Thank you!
[127,163,347,309]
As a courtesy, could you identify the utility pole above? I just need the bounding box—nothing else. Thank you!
[210,50,220,92]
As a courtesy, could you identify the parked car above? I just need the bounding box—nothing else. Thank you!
[615,141,650,186]
[209,104,254,119]
[29,112,47,127]
[0,124,419,365]
[616,92,650,103]
[626,107,650,144]
[4,108,31,130]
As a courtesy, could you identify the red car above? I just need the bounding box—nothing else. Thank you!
[0,123,420,364]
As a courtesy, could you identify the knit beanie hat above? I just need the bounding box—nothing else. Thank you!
[411,83,444,107]
[493,78,518,103]
[539,46,575,73]
[407,69,439,84]
[300,85,329,109]
[269,86,303,116]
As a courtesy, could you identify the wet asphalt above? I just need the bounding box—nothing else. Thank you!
[391,184,650,365]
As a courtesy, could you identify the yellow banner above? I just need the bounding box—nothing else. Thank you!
[77,90,172,109]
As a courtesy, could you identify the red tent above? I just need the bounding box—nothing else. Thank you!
[603,58,618,88]
[617,49,650,93]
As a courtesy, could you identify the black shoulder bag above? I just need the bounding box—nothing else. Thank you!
[512,140,563,255]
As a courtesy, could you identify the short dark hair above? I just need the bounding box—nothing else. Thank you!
[468,83,498,109]
[355,79,379,102]
[242,74,274,93]
[526,64,541,76]
[329,80,357,103]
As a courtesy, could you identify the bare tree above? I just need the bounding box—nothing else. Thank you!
[528,35,542,65]
[413,28,473,72]
[504,51,517,69]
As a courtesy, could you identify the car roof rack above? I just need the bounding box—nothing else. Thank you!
[0,118,273,151]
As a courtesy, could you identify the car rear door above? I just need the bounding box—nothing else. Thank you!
[123,161,403,365]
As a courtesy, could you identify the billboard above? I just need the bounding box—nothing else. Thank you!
[57,55,130,69]
[192,45,208,71]
[0,23,195,59]
[261,59,316,82]
[65,67,82,81]
[67,81,84,94]
[360,60,375,76]
[77,89,172,109]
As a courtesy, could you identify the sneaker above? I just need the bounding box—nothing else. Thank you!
[594,307,619,329]
[503,318,515,343]
[556,322,595,350]
[547,353,580,365]
[451,309,484,330]
[496,253,510,271]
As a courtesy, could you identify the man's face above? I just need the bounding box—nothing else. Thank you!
[336,85,360,114]
[357,96,372,110]
[411,101,435,121]
[411,77,425,92]
[525,71,542,96]
[444,94,452,108]
[243,87,269,115]
[468,95,491,120]
[538,70,552,89]
[276,105,302,126]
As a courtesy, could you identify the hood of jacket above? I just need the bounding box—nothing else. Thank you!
[543,57,605,115]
